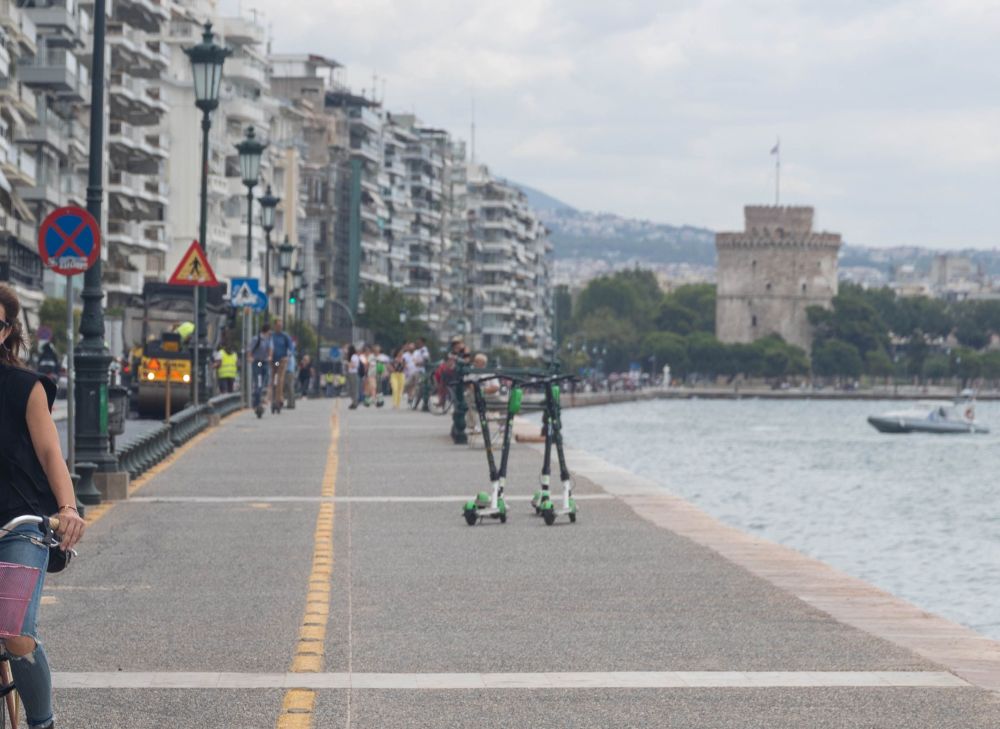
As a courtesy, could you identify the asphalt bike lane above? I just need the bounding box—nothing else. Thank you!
[38,401,338,728]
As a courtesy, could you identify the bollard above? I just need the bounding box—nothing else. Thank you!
[69,472,85,519]
[76,462,100,506]
[451,358,469,445]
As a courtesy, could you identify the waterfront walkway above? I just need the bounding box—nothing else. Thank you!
[40,399,1000,727]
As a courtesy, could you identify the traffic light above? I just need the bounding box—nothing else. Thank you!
[289,293,297,305]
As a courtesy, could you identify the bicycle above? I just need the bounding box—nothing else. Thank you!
[0,514,71,729]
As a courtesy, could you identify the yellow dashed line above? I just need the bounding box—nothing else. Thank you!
[277,408,339,729]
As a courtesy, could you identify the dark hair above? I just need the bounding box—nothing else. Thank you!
[0,284,28,367]
[347,345,357,359]
[260,322,271,333]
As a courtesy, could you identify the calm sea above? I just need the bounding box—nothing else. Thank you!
[563,397,1000,640]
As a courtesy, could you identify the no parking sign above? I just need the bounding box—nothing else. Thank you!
[37,206,101,276]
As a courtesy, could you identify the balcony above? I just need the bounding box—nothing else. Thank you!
[18,48,89,102]
[0,234,43,290]
[221,16,266,45]
[19,179,61,207]
[109,73,167,125]
[224,95,266,126]
[0,0,38,57]
[21,3,84,49]
[208,174,229,199]
[109,120,167,167]
[114,0,169,34]
[16,115,71,157]
[348,106,382,133]
[103,267,144,294]
[108,22,168,78]
[107,220,166,252]
[225,57,267,88]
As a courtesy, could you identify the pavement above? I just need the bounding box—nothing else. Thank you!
[35,398,1000,727]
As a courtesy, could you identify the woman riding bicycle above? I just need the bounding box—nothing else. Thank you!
[0,284,84,729]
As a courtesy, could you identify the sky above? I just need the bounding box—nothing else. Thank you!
[218,0,1000,249]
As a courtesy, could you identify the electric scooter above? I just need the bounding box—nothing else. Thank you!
[252,360,268,419]
[530,375,578,525]
[463,376,521,526]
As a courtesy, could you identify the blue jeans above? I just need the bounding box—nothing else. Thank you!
[0,525,52,728]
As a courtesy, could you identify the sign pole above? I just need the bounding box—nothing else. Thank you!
[192,287,199,407]
[66,276,75,475]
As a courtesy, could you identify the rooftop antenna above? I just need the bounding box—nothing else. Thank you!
[770,137,780,205]
[470,94,476,164]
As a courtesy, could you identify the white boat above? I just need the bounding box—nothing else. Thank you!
[868,396,989,434]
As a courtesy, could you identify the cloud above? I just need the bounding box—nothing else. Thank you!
[217,0,1000,248]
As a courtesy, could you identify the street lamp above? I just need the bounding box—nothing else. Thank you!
[313,280,327,397]
[184,22,231,406]
[235,126,266,406]
[258,184,279,316]
[292,267,305,331]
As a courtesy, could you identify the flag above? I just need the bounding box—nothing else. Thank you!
[770,140,780,155]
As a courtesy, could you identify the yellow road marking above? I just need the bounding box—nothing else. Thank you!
[277,407,339,729]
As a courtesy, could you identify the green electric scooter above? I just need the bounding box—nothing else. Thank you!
[530,375,578,525]
[463,376,522,526]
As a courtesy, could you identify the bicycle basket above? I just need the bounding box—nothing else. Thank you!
[0,563,40,638]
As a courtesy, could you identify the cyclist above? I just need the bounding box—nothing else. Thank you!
[0,284,85,729]
[247,322,273,413]
[269,319,293,413]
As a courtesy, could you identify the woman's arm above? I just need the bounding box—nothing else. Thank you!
[25,382,86,550]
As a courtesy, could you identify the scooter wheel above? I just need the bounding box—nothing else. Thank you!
[463,509,478,526]
[499,512,507,524]
[542,509,557,526]
[569,513,576,524]
[255,406,263,419]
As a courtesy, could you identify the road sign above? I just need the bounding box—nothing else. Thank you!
[168,240,218,286]
[230,278,268,311]
[37,206,100,276]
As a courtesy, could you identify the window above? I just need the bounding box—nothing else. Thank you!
[801,283,807,293]
[765,282,771,291]
[751,315,757,327]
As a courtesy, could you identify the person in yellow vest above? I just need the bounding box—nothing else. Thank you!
[213,343,238,394]
[173,321,195,342]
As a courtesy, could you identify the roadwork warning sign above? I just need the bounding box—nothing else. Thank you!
[168,240,218,287]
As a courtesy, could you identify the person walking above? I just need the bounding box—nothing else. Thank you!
[297,354,314,398]
[346,344,361,409]
[269,319,292,413]
[389,347,406,408]
[0,284,85,729]
[284,338,297,410]
[213,341,238,394]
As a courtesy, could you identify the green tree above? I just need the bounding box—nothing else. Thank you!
[686,332,728,377]
[980,351,1000,381]
[812,339,863,378]
[38,297,80,354]
[667,284,715,333]
[922,354,950,380]
[640,332,689,377]
[357,286,432,351]
[865,349,894,379]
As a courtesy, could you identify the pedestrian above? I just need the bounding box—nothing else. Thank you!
[213,341,238,394]
[361,344,375,406]
[373,344,390,408]
[269,319,293,413]
[389,346,406,408]
[346,344,361,409]
[284,338,297,410]
[0,284,85,729]
[298,354,314,397]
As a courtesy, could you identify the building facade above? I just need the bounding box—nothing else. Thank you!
[715,205,841,351]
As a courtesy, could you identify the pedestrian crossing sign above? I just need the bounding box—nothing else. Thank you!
[168,240,218,287]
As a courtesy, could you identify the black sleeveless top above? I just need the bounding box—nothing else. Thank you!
[0,364,59,525]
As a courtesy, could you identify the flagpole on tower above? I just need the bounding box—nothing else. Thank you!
[771,138,781,206]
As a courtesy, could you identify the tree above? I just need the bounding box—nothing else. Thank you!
[865,350,894,380]
[357,286,431,351]
[922,354,950,380]
[640,332,689,377]
[667,284,715,333]
[574,307,639,372]
[812,339,863,378]
[686,332,728,377]
[655,300,698,336]
[980,351,1000,382]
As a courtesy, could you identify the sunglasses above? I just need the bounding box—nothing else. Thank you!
[0,320,10,331]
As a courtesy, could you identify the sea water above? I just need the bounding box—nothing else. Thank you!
[564,397,1000,640]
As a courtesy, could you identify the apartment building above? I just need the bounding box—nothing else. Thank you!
[104,0,170,304]
[465,164,553,359]
[4,0,91,318]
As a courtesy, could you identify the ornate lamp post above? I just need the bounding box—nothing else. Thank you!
[278,236,294,328]
[258,184,279,317]
[74,0,112,503]
[314,280,327,397]
[235,126,266,406]
[183,23,230,406]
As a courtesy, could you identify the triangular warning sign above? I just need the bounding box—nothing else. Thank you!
[168,240,218,287]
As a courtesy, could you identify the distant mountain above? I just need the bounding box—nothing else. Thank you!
[515,183,578,214]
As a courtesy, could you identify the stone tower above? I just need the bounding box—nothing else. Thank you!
[715,206,841,351]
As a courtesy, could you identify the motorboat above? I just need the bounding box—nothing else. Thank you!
[867,396,989,434]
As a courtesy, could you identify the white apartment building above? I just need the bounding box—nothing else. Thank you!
[465,164,553,360]
[4,0,91,318]
[104,0,170,304]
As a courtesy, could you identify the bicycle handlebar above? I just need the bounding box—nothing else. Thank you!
[0,515,58,533]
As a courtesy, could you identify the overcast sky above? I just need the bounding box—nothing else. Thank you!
[219,0,1000,249]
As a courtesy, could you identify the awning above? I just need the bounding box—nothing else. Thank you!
[11,192,35,223]
[0,167,11,195]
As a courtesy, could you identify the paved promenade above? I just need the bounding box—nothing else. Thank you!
[36,399,1000,727]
